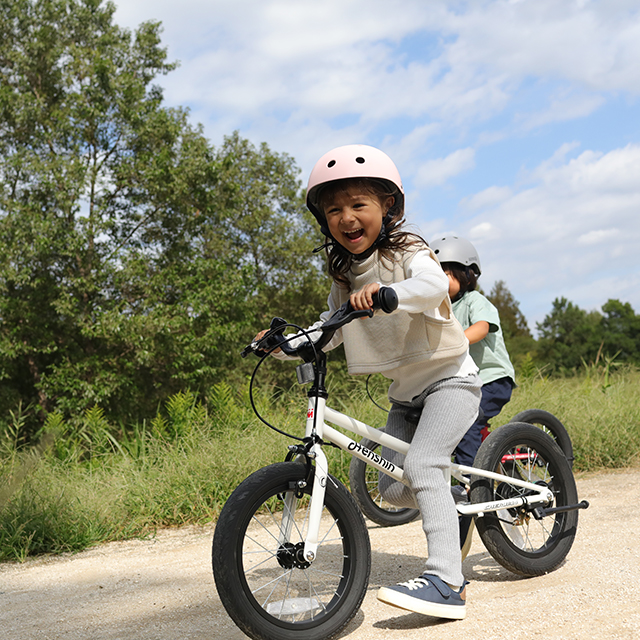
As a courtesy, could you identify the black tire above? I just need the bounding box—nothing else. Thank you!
[509,409,574,467]
[348,436,420,527]
[470,422,579,577]
[213,461,371,640]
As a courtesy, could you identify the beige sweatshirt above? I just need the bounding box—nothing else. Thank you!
[277,244,477,402]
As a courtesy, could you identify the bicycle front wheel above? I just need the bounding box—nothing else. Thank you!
[470,422,579,577]
[213,461,371,640]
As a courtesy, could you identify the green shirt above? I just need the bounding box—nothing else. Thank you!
[452,291,515,385]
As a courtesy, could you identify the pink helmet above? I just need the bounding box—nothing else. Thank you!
[306,144,404,237]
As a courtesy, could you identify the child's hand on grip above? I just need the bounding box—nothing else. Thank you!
[350,283,381,311]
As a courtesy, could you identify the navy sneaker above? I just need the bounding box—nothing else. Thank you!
[377,574,467,619]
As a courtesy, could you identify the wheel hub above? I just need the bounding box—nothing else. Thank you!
[276,542,311,570]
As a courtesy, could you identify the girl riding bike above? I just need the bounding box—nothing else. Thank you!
[258,144,481,619]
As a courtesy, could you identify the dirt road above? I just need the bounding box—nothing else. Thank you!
[1,469,639,640]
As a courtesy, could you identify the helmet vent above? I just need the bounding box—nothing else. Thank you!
[355,157,365,164]
[327,160,336,168]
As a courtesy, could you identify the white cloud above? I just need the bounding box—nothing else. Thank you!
[448,143,640,327]
[468,222,495,240]
[115,0,640,139]
[517,91,606,130]
[442,1,640,93]
[111,1,640,329]
[530,141,582,176]
[415,148,476,187]
[557,271,640,318]
[463,186,513,211]
[577,228,621,245]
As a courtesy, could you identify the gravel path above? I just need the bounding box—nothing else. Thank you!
[1,469,639,640]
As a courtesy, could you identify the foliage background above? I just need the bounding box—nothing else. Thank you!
[1,0,640,562]
[0,0,328,440]
[2,366,639,562]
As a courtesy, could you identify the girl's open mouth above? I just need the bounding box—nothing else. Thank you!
[344,229,364,241]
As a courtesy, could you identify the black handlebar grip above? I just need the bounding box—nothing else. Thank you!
[374,286,398,314]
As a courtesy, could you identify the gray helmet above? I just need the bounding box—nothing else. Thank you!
[430,236,481,275]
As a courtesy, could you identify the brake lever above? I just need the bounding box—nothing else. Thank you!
[241,317,287,358]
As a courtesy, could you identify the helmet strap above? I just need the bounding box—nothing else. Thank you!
[313,240,334,253]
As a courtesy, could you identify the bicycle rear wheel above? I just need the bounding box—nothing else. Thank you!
[348,436,420,527]
[509,408,574,467]
[213,461,371,640]
[470,422,579,577]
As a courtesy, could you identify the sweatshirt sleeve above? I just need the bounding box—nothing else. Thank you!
[388,249,449,314]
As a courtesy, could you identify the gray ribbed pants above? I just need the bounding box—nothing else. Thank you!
[379,373,482,587]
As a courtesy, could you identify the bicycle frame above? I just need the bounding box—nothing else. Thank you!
[298,396,555,563]
[217,295,585,640]
[251,298,556,565]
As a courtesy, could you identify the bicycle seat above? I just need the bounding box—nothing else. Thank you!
[403,407,484,427]
[404,408,421,426]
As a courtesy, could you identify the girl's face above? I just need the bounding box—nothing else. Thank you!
[445,271,461,298]
[323,186,393,254]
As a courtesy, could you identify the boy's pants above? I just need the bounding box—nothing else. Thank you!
[454,376,514,467]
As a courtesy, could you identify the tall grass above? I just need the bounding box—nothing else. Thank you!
[497,363,640,469]
[1,366,639,562]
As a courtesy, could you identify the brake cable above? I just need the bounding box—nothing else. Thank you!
[365,374,390,414]
[248,322,323,443]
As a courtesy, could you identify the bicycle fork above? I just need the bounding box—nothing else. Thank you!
[278,397,329,564]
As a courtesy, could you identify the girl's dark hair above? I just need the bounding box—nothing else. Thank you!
[440,262,478,297]
[316,177,425,288]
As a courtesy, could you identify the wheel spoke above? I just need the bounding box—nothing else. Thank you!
[489,443,560,552]
[470,424,579,576]
[214,462,371,638]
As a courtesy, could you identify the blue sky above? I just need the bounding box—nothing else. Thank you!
[115,0,640,333]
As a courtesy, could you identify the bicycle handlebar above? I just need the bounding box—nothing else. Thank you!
[241,286,398,360]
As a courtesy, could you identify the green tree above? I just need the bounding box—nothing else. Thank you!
[486,281,530,339]
[1,0,189,426]
[535,297,603,372]
[600,299,640,364]
[207,132,328,326]
[486,280,535,369]
[0,0,327,436]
